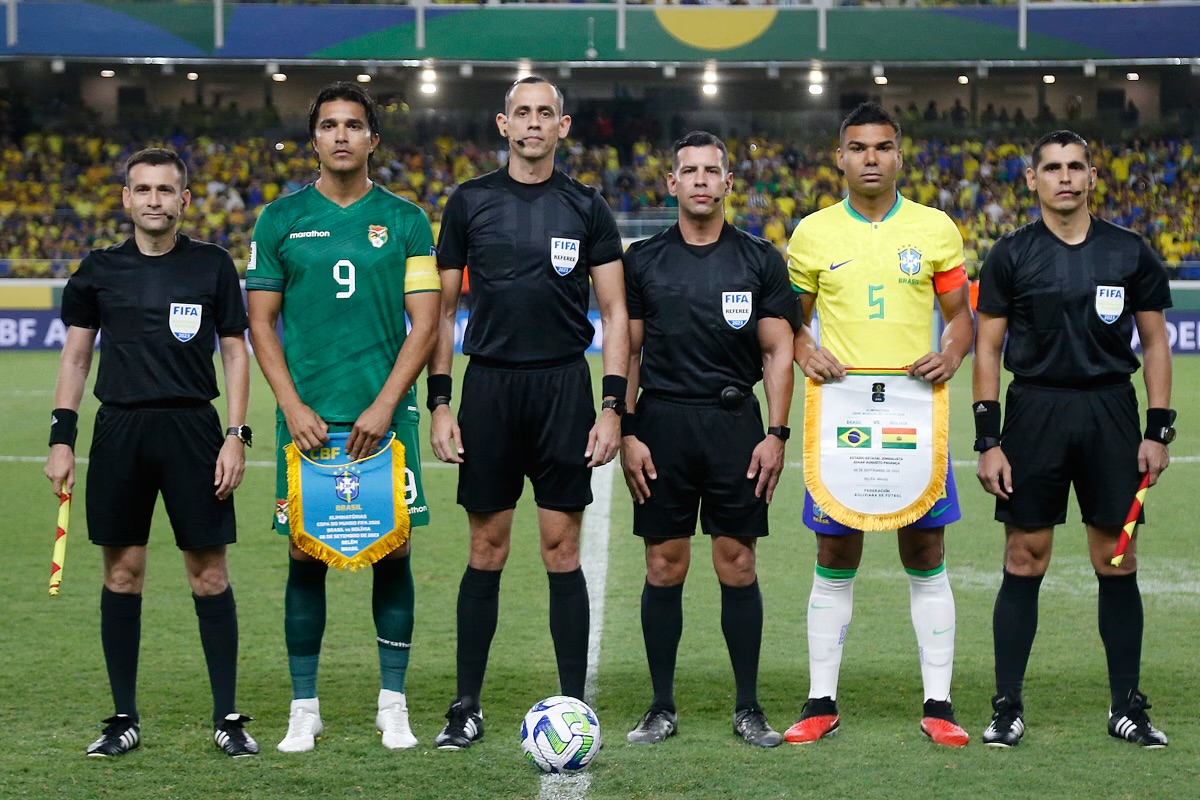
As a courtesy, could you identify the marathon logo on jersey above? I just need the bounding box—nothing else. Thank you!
[288,230,331,239]
[551,237,580,276]
[1095,285,1125,324]
[898,246,922,277]
[368,225,388,249]
[168,303,202,342]
[247,241,257,271]
[334,468,361,502]
[722,292,753,329]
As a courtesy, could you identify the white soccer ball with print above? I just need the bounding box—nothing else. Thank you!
[519,695,601,774]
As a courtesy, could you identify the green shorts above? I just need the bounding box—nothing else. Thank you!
[273,421,430,535]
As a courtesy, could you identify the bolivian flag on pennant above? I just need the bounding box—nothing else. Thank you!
[804,369,948,531]
[285,432,411,570]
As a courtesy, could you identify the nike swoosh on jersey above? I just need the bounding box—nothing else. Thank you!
[829,259,853,270]
[929,503,951,518]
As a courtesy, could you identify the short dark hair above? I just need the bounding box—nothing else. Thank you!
[308,81,380,138]
[504,76,565,115]
[671,130,729,172]
[1031,129,1092,169]
[124,147,188,189]
[839,102,901,142]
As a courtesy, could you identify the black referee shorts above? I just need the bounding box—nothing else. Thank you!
[457,357,595,514]
[86,404,236,550]
[997,381,1143,529]
[632,393,769,539]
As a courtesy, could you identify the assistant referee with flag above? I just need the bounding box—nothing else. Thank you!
[43,147,256,758]
[974,130,1174,749]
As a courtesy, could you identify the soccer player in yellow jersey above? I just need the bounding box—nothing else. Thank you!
[787,103,975,747]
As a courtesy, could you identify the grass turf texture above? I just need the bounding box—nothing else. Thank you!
[1,351,1197,799]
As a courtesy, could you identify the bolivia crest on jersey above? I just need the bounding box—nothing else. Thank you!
[722,291,753,330]
[551,237,580,276]
[368,225,388,249]
[168,302,202,342]
[1095,285,1124,324]
[898,247,922,277]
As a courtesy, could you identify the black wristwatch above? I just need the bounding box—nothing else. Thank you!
[601,397,626,416]
[974,436,1001,453]
[226,425,253,447]
[1146,425,1176,445]
[766,425,791,441]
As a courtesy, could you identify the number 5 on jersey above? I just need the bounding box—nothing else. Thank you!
[334,259,356,298]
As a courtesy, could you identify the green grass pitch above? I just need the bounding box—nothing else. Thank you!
[1,351,1197,799]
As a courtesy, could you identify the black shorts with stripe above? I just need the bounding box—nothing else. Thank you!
[632,393,769,539]
[996,380,1143,529]
[86,403,236,549]
[457,356,595,513]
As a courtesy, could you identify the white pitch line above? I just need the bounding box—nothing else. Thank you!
[539,459,614,800]
[0,454,456,469]
[780,457,1200,469]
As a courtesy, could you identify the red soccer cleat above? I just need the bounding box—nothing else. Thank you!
[784,697,839,744]
[921,700,970,747]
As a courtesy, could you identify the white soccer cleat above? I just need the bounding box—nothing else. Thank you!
[277,698,323,753]
[376,689,418,750]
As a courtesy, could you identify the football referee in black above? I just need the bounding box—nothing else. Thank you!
[427,76,630,749]
[973,130,1174,749]
[43,148,258,758]
[621,132,796,748]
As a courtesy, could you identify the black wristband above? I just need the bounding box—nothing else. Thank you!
[621,413,638,438]
[1146,408,1176,430]
[49,408,78,449]
[427,373,452,412]
[973,400,1001,440]
[601,375,627,401]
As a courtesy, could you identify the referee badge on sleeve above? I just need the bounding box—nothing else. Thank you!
[1095,286,1125,324]
[169,303,202,342]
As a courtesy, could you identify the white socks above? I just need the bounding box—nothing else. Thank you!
[908,565,956,702]
[807,567,856,700]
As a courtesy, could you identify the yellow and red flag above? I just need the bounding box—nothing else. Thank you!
[48,492,71,596]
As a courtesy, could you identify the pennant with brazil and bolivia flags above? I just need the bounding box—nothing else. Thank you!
[804,370,948,531]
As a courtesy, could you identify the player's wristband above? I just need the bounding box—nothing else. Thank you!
[602,375,627,402]
[427,373,452,412]
[621,413,638,438]
[49,408,78,450]
[973,400,1001,440]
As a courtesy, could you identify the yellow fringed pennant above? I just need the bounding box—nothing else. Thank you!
[804,369,949,531]
[285,432,411,570]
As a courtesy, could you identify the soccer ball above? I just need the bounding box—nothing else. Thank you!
[519,695,601,774]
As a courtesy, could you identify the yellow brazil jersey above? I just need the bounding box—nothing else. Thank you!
[787,195,966,368]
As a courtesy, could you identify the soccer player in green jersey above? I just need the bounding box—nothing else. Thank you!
[246,82,440,753]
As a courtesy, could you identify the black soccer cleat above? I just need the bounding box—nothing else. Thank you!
[982,694,1025,748]
[733,707,784,748]
[214,713,260,757]
[626,707,678,745]
[434,699,484,750]
[87,714,140,758]
[1108,689,1168,748]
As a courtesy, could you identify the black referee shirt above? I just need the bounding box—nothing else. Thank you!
[626,223,796,398]
[976,218,1172,385]
[61,235,248,405]
[437,169,623,364]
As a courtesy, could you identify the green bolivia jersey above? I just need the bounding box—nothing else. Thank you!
[245,183,440,425]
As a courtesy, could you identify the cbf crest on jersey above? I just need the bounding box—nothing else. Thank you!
[551,237,580,276]
[1095,285,1125,324]
[898,246,922,277]
[722,291,753,330]
[368,225,388,249]
[169,303,202,342]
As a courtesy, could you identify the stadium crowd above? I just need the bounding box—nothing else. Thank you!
[0,128,1196,277]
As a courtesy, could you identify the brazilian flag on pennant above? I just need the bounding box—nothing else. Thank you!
[837,427,872,448]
